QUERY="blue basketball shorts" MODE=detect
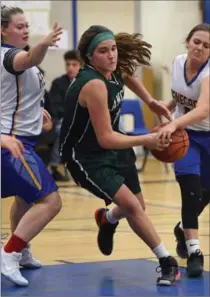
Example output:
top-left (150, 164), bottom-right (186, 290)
top-left (1, 135), bottom-right (58, 204)
top-left (174, 129), bottom-right (210, 190)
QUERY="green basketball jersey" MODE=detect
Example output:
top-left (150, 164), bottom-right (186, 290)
top-left (60, 65), bottom-right (125, 162)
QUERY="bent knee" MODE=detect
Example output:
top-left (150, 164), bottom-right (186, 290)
top-left (42, 191), bottom-right (62, 214)
top-left (124, 199), bottom-right (144, 217)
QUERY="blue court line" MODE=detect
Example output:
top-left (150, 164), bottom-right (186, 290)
top-left (2, 259), bottom-right (210, 296)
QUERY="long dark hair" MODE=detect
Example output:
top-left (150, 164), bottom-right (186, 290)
top-left (78, 25), bottom-right (152, 76)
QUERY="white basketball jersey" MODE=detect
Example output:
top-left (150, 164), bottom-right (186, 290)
top-left (1, 46), bottom-right (45, 136)
top-left (172, 54), bottom-right (210, 131)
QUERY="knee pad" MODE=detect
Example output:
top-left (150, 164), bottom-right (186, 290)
top-left (177, 174), bottom-right (202, 229)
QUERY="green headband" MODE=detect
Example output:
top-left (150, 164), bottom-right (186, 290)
top-left (86, 31), bottom-right (115, 56)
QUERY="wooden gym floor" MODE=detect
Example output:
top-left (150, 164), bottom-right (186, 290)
top-left (1, 159), bottom-right (209, 296)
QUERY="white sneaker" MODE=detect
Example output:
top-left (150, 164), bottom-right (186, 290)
top-left (20, 246), bottom-right (42, 269)
top-left (1, 248), bottom-right (28, 286)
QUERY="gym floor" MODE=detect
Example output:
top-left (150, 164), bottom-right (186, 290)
top-left (2, 160), bottom-right (209, 296)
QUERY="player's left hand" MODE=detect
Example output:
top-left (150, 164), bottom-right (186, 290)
top-left (157, 121), bottom-right (177, 143)
top-left (149, 99), bottom-right (173, 121)
top-left (1, 135), bottom-right (24, 158)
top-left (43, 109), bottom-right (53, 132)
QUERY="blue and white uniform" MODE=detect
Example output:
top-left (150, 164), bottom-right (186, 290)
top-left (1, 44), bottom-right (58, 202)
top-left (171, 54), bottom-right (210, 190)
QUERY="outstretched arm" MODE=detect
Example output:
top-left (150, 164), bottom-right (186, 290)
top-left (5, 23), bottom-right (62, 73)
top-left (124, 75), bottom-right (172, 121)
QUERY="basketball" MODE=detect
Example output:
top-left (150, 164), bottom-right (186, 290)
top-left (151, 124), bottom-right (189, 163)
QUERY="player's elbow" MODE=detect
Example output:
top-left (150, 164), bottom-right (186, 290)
top-left (98, 132), bottom-right (115, 149)
top-left (198, 105), bottom-right (209, 120)
top-left (202, 110), bottom-right (209, 120)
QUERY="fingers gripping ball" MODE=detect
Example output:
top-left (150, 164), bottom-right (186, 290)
top-left (151, 124), bottom-right (189, 163)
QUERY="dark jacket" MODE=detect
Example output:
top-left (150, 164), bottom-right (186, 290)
top-left (49, 74), bottom-right (71, 119)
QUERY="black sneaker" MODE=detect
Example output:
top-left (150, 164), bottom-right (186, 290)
top-left (187, 250), bottom-right (204, 278)
top-left (156, 256), bottom-right (180, 286)
top-left (94, 208), bottom-right (119, 256)
top-left (174, 222), bottom-right (188, 259)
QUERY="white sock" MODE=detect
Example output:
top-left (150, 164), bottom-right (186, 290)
top-left (152, 242), bottom-right (170, 259)
top-left (186, 239), bottom-right (200, 256)
top-left (106, 210), bottom-right (119, 224)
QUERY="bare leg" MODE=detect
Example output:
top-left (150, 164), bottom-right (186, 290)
top-left (14, 192), bottom-right (62, 242)
top-left (111, 191), bottom-right (145, 221)
top-left (10, 196), bottom-right (31, 233)
top-left (113, 185), bottom-right (160, 249)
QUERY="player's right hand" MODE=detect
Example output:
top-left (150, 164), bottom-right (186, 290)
top-left (1, 135), bottom-right (24, 158)
top-left (157, 122), bottom-right (177, 143)
top-left (41, 23), bottom-right (63, 47)
top-left (144, 133), bottom-right (171, 151)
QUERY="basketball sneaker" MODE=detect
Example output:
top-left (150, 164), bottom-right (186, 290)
top-left (20, 244), bottom-right (42, 269)
top-left (187, 250), bottom-right (204, 278)
top-left (174, 221), bottom-right (188, 259)
top-left (95, 208), bottom-right (119, 255)
top-left (1, 248), bottom-right (28, 286)
top-left (156, 256), bottom-right (180, 286)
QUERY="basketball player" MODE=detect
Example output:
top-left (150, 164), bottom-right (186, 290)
top-left (1, 5), bottom-right (63, 286)
top-left (158, 23), bottom-right (210, 277)
top-left (60, 25), bottom-right (180, 286)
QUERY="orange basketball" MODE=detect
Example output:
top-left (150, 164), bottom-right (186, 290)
top-left (151, 124), bottom-right (189, 163)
